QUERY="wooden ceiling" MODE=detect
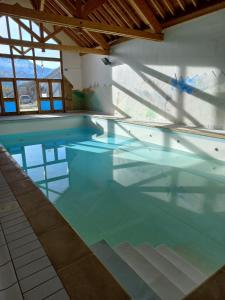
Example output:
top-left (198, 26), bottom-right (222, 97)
top-left (0, 0), bottom-right (225, 54)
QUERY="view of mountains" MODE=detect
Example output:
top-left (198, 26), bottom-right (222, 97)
top-left (0, 57), bottom-right (61, 79)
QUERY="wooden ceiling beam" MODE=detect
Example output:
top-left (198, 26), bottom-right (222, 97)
top-left (75, 0), bottom-right (82, 17)
top-left (0, 3), bottom-right (163, 41)
top-left (176, 0), bottom-right (186, 11)
top-left (40, 0), bottom-right (45, 11)
top-left (109, 0), bottom-right (134, 28)
top-left (0, 37), bottom-right (109, 55)
top-left (163, 0), bottom-right (225, 28)
top-left (82, 0), bottom-right (107, 18)
top-left (51, 0), bottom-right (109, 51)
top-left (13, 18), bottom-right (41, 42)
top-left (118, 0), bottom-right (142, 28)
top-left (52, 0), bottom-right (76, 17)
top-left (29, 0), bottom-right (39, 10)
top-left (162, 0), bottom-right (175, 16)
top-left (84, 30), bottom-right (109, 49)
top-left (43, 26), bottom-right (63, 42)
top-left (127, 0), bottom-right (162, 32)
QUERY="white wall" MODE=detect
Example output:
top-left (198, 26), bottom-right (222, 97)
top-left (82, 54), bottom-right (112, 113)
top-left (81, 9), bottom-right (225, 130)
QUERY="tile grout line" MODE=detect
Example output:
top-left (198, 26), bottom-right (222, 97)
top-left (42, 288), bottom-right (64, 300)
top-left (15, 254), bottom-right (47, 271)
top-left (9, 237), bottom-right (38, 252)
top-left (0, 223), bottom-right (25, 299)
top-left (0, 281), bottom-right (18, 292)
top-left (6, 231), bottom-right (35, 244)
top-left (18, 263), bottom-right (52, 281)
top-left (22, 275), bottom-right (58, 294)
top-left (13, 246), bottom-right (43, 261)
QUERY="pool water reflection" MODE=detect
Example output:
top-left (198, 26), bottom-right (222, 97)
top-left (3, 127), bottom-right (225, 276)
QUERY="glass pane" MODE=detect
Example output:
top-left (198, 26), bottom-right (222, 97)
top-left (45, 148), bottom-right (55, 162)
top-left (41, 100), bottom-right (51, 111)
top-left (27, 166), bottom-right (45, 182)
top-left (12, 46), bottom-right (22, 55)
top-left (31, 21), bottom-right (40, 37)
top-left (0, 45), bottom-right (10, 54)
top-left (36, 60), bottom-right (61, 79)
top-left (4, 101), bottom-right (16, 113)
top-left (48, 38), bottom-right (58, 45)
top-left (0, 17), bottom-right (9, 38)
top-left (24, 144), bottom-right (43, 167)
top-left (14, 58), bottom-right (35, 78)
top-left (2, 81), bottom-right (14, 98)
top-left (12, 46), bottom-right (33, 56)
top-left (20, 19), bottom-right (30, 27)
top-left (0, 58), bottom-right (14, 78)
top-left (52, 82), bottom-right (62, 97)
top-left (17, 80), bottom-right (38, 112)
top-left (21, 28), bottom-right (31, 41)
top-left (57, 147), bottom-right (66, 160)
top-left (34, 48), bottom-right (60, 58)
top-left (53, 100), bottom-right (63, 111)
top-left (39, 82), bottom-right (49, 98)
top-left (8, 17), bottom-right (20, 39)
top-left (23, 47), bottom-right (33, 56)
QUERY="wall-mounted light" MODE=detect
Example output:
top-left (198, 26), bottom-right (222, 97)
top-left (101, 57), bottom-right (112, 66)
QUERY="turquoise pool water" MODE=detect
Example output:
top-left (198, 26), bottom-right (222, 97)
top-left (1, 126), bottom-right (225, 276)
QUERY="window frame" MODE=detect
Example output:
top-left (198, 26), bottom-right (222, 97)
top-left (0, 16), bottom-right (65, 115)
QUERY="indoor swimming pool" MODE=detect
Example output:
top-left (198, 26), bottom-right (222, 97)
top-left (1, 122), bottom-right (225, 278)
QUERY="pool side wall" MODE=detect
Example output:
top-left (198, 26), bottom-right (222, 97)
top-left (87, 116), bottom-right (225, 162)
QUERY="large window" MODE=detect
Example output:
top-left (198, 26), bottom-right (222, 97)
top-left (0, 16), bottom-right (64, 115)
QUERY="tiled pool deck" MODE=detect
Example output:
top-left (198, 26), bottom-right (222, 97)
top-left (0, 147), bottom-right (129, 300)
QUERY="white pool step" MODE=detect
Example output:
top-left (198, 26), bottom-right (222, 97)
top-left (156, 245), bottom-right (207, 285)
top-left (115, 243), bottom-right (184, 300)
top-left (91, 240), bottom-right (160, 300)
top-left (136, 244), bottom-right (198, 295)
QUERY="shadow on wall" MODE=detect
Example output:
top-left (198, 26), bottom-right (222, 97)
top-left (82, 10), bottom-right (225, 130)
top-left (83, 55), bottom-right (225, 129)
top-left (111, 58), bottom-right (224, 129)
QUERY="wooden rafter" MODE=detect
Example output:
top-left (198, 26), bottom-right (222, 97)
top-left (52, 0), bottom-right (76, 17)
top-left (82, 0), bottom-right (108, 18)
top-left (84, 31), bottom-right (109, 50)
top-left (0, 37), bottom-right (109, 55)
top-left (40, 0), bottom-right (45, 11)
top-left (127, 0), bottom-right (162, 32)
top-left (13, 18), bottom-right (41, 42)
top-left (75, 0), bottom-right (82, 18)
top-left (43, 26), bottom-right (63, 42)
top-left (163, 0), bottom-right (225, 28)
top-left (163, 0), bottom-right (175, 16)
top-left (29, 0), bottom-right (39, 10)
top-left (0, 3), bottom-right (163, 41)
top-left (46, 0), bottom-right (109, 50)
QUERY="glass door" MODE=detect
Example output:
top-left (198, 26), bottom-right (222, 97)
top-left (0, 79), bottom-right (18, 115)
top-left (17, 80), bottom-right (39, 113)
top-left (38, 80), bottom-right (64, 113)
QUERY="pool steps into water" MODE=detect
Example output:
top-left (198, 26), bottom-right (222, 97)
top-left (91, 240), bottom-right (207, 300)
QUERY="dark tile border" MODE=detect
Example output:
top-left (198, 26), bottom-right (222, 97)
top-left (184, 267), bottom-right (225, 300)
top-left (0, 147), bottom-right (130, 300)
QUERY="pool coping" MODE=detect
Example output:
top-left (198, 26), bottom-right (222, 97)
top-left (0, 146), bottom-right (130, 300)
top-left (1, 111), bottom-right (225, 140)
